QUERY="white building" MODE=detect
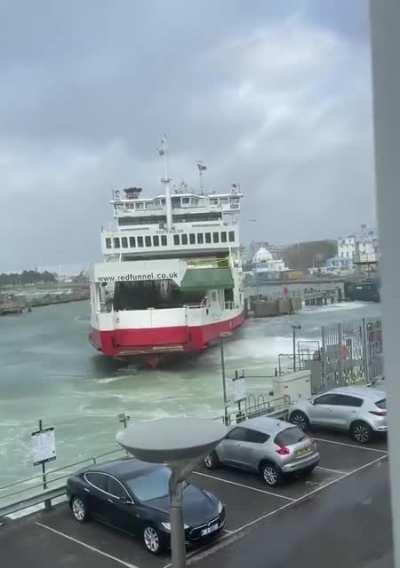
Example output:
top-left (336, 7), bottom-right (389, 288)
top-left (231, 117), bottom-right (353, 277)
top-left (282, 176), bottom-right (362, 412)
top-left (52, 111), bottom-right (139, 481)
top-left (338, 226), bottom-right (379, 265)
top-left (253, 247), bottom-right (288, 272)
top-left (326, 226), bottom-right (379, 273)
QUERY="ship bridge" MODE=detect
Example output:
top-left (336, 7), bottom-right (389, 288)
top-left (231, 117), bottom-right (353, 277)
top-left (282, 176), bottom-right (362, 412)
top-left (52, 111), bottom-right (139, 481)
top-left (101, 187), bottom-right (242, 260)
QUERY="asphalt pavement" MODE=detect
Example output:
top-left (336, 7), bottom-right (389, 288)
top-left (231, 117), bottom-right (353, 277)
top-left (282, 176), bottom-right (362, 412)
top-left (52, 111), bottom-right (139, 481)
top-left (0, 430), bottom-right (392, 568)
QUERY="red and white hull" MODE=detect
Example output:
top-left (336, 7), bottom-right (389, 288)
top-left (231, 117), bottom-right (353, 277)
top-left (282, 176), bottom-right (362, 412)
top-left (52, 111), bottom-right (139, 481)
top-left (90, 309), bottom-right (245, 358)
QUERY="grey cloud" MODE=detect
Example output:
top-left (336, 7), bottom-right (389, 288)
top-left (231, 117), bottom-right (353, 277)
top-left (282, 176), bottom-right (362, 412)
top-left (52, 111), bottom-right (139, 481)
top-left (0, 1), bottom-right (374, 270)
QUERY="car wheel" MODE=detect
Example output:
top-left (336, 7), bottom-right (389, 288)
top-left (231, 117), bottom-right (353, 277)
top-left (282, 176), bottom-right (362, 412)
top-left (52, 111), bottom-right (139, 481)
top-left (350, 421), bottom-right (373, 444)
top-left (260, 462), bottom-right (282, 487)
top-left (204, 451), bottom-right (219, 470)
top-left (143, 525), bottom-right (163, 555)
top-left (71, 496), bottom-right (89, 523)
top-left (290, 411), bottom-right (309, 431)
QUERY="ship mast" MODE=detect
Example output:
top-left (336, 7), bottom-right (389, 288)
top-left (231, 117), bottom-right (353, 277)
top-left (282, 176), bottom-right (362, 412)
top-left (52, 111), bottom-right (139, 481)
top-left (159, 135), bottom-right (172, 231)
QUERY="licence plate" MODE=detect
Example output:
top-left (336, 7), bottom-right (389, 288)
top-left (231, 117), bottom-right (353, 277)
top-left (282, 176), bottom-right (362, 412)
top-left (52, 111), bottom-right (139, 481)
top-left (201, 523), bottom-right (219, 536)
top-left (296, 447), bottom-right (312, 457)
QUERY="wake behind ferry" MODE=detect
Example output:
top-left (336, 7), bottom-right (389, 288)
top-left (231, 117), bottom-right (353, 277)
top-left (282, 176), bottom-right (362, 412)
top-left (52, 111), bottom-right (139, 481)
top-left (89, 143), bottom-right (245, 365)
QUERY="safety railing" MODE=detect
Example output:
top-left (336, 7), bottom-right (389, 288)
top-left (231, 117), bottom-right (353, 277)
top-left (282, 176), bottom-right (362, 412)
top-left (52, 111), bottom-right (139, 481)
top-left (0, 448), bottom-right (125, 519)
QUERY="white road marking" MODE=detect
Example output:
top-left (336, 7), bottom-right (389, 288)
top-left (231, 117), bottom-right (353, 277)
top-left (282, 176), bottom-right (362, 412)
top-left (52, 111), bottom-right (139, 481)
top-left (315, 465), bottom-right (347, 475)
top-left (191, 471), bottom-right (295, 502)
top-left (312, 436), bottom-right (388, 453)
top-left (186, 454), bottom-right (387, 564)
top-left (35, 521), bottom-right (140, 568)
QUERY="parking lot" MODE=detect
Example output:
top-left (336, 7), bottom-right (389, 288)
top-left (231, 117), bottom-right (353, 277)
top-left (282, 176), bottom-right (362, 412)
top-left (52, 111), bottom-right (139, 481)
top-left (1, 430), bottom-right (391, 568)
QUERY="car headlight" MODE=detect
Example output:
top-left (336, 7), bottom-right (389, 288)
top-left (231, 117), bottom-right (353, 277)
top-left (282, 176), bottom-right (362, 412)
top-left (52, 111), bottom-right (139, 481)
top-left (161, 522), bottom-right (189, 531)
top-left (217, 501), bottom-right (224, 514)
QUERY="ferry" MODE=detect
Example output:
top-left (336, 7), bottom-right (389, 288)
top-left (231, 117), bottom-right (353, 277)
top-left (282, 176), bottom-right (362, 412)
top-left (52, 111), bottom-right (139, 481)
top-left (89, 141), bottom-right (245, 365)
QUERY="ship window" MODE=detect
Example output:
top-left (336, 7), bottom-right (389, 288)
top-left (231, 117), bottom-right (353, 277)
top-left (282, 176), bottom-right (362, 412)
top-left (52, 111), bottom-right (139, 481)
top-left (181, 234), bottom-right (188, 245)
top-left (145, 236), bottom-right (152, 247)
top-left (210, 198), bottom-right (218, 205)
top-left (161, 235), bottom-right (167, 246)
top-left (205, 233), bottom-right (211, 244)
top-left (182, 197), bottom-right (190, 205)
top-left (137, 236), bottom-right (144, 247)
top-left (189, 234), bottom-right (196, 244)
top-left (197, 233), bottom-right (204, 244)
top-left (153, 235), bottom-right (160, 247)
top-left (113, 237), bottom-right (120, 248)
top-left (229, 231), bottom-right (235, 242)
top-left (135, 202), bottom-right (144, 209)
top-left (173, 234), bottom-right (180, 245)
top-left (121, 237), bottom-right (128, 248)
top-left (129, 237), bottom-right (136, 248)
top-left (213, 232), bottom-right (219, 243)
top-left (105, 238), bottom-right (112, 249)
top-left (221, 232), bottom-right (227, 243)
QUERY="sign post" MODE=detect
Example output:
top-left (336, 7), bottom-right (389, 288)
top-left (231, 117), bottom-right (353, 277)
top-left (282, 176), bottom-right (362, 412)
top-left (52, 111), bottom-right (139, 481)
top-left (232, 370), bottom-right (247, 420)
top-left (31, 420), bottom-right (56, 503)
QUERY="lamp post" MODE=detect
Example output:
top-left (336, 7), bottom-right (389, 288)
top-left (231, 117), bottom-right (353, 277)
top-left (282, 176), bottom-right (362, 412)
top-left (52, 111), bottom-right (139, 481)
top-left (117, 418), bottom-right (227, 568)
top-left (291, 324), bottom-right (301, 372)
top-left (220, 331), bottom-right (232, 425)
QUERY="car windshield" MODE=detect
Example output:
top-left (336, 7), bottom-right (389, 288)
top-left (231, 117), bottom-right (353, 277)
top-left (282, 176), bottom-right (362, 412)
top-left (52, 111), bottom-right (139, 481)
top-left (274, 427), bottom-right (305, 446)
top-left (125, 466), bottom-right (171, 502)
top-left (375, 399), bottom-right (386, 409)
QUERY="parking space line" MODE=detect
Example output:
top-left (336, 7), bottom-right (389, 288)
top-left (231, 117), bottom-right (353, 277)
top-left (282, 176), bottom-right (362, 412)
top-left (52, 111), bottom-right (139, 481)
top-left (316, 465), bottom-right (347, 475)
top-left (36, 521), bottom-right (140, 568)
top-left (231, 454), bottom-right (387, 534)
top-left (191, 471), bottom-right (295, 502)
top-left (312, 436), bottom-right (388, 453)
top-left (185, 454), bottom-right (387, 565)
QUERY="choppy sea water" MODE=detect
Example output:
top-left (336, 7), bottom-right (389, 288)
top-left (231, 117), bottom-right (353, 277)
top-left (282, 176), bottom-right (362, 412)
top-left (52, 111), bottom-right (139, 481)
top-left (0, 300), bottom-right (381, 484)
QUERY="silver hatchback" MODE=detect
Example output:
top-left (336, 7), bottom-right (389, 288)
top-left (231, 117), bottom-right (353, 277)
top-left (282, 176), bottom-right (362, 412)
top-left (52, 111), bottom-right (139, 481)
top-left (203, 416), bottom-right (320, 487)
top-left (289, 385), bottom-right (387, 443)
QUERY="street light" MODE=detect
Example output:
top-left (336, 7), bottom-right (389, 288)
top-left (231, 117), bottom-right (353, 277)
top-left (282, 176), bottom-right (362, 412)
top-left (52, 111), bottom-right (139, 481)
top-left (220, 331), bottom-right (232, 425)
top-left (291, 324), bottom-right (301, 372)
top-left (117, 418), bottom-right (227, 568)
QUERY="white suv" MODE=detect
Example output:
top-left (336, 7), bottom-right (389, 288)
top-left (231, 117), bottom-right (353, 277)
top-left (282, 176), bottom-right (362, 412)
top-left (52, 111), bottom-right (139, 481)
top-left (289, 386), bottom-right (387, 443)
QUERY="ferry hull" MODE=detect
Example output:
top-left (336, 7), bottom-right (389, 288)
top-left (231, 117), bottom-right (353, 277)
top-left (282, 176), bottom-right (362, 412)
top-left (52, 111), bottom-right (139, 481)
top-left (89, 311), bottom-right (245, 358)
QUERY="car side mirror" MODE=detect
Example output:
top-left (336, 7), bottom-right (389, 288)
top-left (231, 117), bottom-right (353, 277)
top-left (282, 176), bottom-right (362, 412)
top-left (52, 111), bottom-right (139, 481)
top-left (311, 399), bottom-right (316, 405)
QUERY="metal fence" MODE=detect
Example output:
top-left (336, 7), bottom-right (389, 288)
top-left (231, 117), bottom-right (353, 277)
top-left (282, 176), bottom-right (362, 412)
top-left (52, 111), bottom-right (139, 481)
top-left (276, 317), bottom-right (383, 393)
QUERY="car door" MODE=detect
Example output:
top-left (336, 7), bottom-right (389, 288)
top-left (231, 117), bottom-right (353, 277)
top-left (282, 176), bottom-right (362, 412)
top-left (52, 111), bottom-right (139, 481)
top-left (217, 427), bottom-right (250, 467)
top-left (325, 394), bottom-right (363, 429)
top-left (233, 428), bottom-right (270, 471)
top-left (308, 393), bottom-right (341, 427)
top-left (83, 472), bottom-right (113, 520)
top-left (105, 477), bottom-right (140, 535)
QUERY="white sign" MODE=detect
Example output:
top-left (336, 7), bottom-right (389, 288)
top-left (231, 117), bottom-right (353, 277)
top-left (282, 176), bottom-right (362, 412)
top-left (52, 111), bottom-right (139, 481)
top-left (32, 428), bottom-right (56, 465)
top-left (232, 377), bottom-right (247, 403)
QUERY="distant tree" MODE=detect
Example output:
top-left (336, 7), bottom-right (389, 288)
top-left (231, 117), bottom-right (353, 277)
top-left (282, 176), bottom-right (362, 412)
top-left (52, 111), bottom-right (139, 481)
top-left (0, 270), bottom-right (57, 286)
top-left (281, 240), bottom-right (337, 271)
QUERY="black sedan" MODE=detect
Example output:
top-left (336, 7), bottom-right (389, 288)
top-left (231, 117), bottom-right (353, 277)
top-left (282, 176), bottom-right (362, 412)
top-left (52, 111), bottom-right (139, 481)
top-left (66, 458), bottom-right (225, 554)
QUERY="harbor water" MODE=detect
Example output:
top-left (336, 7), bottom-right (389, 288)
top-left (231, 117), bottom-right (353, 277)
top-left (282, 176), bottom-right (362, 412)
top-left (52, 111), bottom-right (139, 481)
top-left (0, 300), bottom-right (381, 485)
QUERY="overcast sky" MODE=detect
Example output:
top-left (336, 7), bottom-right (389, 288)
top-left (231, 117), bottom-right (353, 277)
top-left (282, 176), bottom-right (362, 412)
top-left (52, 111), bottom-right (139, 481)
top-left (0, 0), bottom-right (374, 271)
